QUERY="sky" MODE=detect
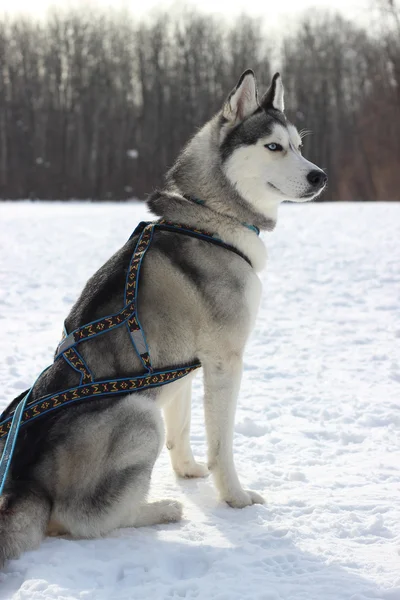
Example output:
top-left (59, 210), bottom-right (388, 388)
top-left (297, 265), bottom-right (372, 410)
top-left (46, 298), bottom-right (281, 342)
top-left (0, 0), bottom-right (371, 28)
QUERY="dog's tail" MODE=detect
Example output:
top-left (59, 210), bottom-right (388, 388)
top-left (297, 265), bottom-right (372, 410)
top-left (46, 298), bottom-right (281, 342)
top-left (0, 483), bottom-right (51, 567)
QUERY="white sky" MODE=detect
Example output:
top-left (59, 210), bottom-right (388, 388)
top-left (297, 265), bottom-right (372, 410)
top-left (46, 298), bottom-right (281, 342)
top-left (0, 0), bottom-right (371, 28)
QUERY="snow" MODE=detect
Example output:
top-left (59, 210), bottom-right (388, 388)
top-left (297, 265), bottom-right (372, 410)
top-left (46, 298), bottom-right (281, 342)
top-left (0, 201), bottom-right (399, 600)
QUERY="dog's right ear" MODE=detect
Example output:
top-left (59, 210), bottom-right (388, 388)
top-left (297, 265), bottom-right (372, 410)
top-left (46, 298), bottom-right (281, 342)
top-left (222, 69), bottom-right (258, 124)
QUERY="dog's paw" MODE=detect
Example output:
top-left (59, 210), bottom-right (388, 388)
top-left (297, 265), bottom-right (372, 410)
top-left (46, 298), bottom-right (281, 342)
top-left (223, 489), bottom-right (265, 509)
top-left (174, 460), bottom-right (209, 479)
top-left (246, 490), bottom-right (265, 505)
top-left (158, 500), bottom-right (183, 523)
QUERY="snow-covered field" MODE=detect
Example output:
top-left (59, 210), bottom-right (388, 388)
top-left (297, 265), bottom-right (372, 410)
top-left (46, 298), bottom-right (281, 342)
top-left (0, 202), bottom-right (399, 600)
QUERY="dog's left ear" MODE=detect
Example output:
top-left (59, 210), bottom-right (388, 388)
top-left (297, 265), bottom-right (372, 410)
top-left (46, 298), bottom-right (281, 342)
top-left (261, 73), bottom-right (285, 112)
top-left (222, 69), bottom-right (259, 123)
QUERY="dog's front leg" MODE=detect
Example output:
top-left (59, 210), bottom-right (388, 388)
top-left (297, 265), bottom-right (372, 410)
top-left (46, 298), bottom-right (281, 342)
top-left (163, 377), bottom-right (209, 478)
top-left (203, 355), bottom-right (264, 508)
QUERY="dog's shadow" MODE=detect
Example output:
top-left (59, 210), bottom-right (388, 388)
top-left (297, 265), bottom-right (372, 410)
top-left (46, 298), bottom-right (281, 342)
top-left (0, 479), bottom-right (396, 600)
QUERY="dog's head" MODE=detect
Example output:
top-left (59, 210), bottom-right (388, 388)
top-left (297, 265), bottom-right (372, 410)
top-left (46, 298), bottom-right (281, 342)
top-left (219, 70), bottom-right (327, 222)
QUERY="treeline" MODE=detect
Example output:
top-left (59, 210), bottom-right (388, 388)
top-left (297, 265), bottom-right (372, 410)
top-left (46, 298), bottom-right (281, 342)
top-left (0, 5), bottom-right (399, 201)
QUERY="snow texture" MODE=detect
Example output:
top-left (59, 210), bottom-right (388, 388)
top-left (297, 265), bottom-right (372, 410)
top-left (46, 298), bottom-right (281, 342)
top-left (0, 201), bottom-right (399, 600)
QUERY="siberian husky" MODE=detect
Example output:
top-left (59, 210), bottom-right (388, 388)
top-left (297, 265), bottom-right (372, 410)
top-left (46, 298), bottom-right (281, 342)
top-left (0, 70), bottom-right (326, 566)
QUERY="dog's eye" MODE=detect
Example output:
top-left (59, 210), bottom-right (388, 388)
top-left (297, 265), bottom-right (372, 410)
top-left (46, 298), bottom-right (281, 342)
top-left (265, 143), bottom-right (283, 152)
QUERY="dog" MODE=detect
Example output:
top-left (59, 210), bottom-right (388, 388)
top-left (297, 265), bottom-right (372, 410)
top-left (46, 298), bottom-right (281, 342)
top-left (0, 70), bottom-right (326, 566)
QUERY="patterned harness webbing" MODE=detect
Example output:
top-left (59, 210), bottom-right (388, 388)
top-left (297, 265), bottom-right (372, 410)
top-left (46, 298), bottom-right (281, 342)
top-left (0, 220), bottom-right (251, 440)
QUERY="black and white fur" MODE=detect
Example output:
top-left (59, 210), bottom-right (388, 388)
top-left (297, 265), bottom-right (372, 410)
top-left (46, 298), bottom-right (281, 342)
top-left (0, 70), bottom-right (326, 566)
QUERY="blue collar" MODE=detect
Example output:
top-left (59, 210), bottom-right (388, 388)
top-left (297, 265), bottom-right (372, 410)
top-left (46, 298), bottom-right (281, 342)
top-left (183, 194), bottom-right (260, 236)
top-left (242, 222), bottom-right (260, 235)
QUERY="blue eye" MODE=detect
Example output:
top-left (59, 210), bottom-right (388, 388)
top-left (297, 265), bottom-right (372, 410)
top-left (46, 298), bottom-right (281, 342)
top-left (265, 143), bottom-right (283, 151)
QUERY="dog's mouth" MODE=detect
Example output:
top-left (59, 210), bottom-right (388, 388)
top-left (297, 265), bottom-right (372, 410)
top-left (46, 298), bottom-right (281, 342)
top-left (301, 190), bottom-right (317, 199)
top-left (301, 183), bottom-right (327, 200)
top-left (268, 182), bottom-right (326, 201)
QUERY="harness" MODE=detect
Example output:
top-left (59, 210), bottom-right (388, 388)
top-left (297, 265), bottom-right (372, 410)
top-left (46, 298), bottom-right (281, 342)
top-left (0, 219), bottom-right (253, 494)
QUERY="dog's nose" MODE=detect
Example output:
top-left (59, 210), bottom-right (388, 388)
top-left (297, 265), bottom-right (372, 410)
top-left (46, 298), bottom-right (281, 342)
top-left (307, 170), bottom-right (327, 188)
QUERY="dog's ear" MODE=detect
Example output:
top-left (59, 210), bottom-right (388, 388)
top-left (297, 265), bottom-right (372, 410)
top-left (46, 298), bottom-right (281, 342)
top-left (222, 69), bottom-right (259, 123)
top-left (261, 73), bottom-right (284, 112)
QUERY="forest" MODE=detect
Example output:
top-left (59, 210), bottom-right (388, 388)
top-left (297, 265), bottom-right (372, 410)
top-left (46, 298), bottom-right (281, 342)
top-left (0, 2), bottom-right (399, 201)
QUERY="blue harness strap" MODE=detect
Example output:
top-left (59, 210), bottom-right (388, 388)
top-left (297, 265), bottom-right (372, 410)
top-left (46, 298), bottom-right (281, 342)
top-left (0, 365), bottom-right (200, 440)
top-left (124, 223), bottom-right (155, 372)
top-left (0, 220), bottom-right (253, 493)
top-left (63, 348), bottom-right (93, 384)
top-left (0, 366), bottom-right (51, 495)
